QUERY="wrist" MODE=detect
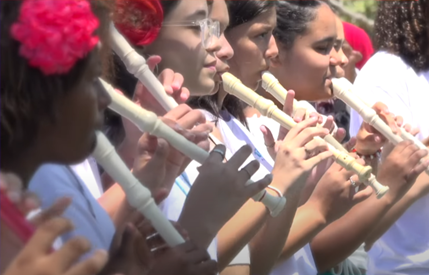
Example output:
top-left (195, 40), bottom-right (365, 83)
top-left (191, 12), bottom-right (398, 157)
top-left (379, 190), bottom-right (400, 207)
top-left (268, 176), bottom-right (290, 196)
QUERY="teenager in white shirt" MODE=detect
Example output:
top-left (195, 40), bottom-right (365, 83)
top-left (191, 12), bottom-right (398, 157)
top-left (349, 1), bottom-right (429, 274)
top-left (108, 1), bottom-right (276, 273)
top-left (236, 1), bottom-right (429, 275)
top-left (189, 2), bottom-right (363, 275)
top-left (119, 2), bottom-right (337, 275)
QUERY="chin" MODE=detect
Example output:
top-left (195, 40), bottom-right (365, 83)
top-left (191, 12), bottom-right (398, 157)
top-left (200, 79), bottom-right (216, 96)
top-left (210, 81), bottom-right (221, 95)
top-left (69, 134), bottom-right (98, 165)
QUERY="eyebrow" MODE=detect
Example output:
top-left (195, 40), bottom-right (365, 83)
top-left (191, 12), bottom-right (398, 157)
top-left (185, 9), bottom-right (207, 21)
top-left (251, 23), bottom-right (275, 33)
top-left (314, 36), bottom-right (336, 44)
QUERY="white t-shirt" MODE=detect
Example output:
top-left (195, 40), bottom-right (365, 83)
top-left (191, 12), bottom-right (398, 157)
top-left (70, 157), bottom-right (103, 199)
top-left (203, 110), bottom-right (274, 181)
top-left (247, 115), bottom-right (318, 275)
top-left (350, 51), bottom-right (429, 275)
top-left (204, 110), bottom-right (319, 274)
top-left (248, 114), bottom-right (368, 275)
top-left (195, 109), bottom-right (277, 266)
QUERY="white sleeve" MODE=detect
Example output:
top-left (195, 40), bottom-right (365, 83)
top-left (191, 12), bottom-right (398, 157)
top-left (228, 245), bottom-right (251, 266)
top-left (349, 53), bottom-right (411, 137)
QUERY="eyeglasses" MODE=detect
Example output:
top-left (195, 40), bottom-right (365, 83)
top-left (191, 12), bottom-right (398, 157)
top-left (163, 18), bottom-right (220, 49)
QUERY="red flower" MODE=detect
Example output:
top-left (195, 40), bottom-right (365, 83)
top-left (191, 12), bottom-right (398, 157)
top-left (114, 0), bottom-right (164, 46)
top-left (10, 0), bottom-right (100, 75)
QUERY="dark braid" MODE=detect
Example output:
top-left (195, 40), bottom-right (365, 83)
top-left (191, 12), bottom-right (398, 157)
top-left (374, 0), bottom-right (429, 72)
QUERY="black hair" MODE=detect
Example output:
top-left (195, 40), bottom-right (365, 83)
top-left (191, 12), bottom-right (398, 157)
top-left (227, 0), bottom-right (277, 29)
top-left (374, 0), bottom-right (429, 72)
top-left (188, 0), bottom-right (277, 127)
top-left (274, 0), bottom-right (323, 50)
top-left (0, 0), bottom-right (104, 161)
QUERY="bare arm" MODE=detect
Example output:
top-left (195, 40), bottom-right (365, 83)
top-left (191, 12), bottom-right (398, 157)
top-left (311, 140), bottom-right (429, 271)
top-left (221, 265), bottom-right (250, 275)
top-left (364, 192), bottom-right (417, 250)
top-left (248, 192), bottom-right (301, 275)
top-left (216, 201), bottom-right (269, 270)
top-left (98, 183), bottom-right (133, 228)
top-left (278, 202), bottom-right (327, 262)
top-left (311, 194), bottom-right (393, 272)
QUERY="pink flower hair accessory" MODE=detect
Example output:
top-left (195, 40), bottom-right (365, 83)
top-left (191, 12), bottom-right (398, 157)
top-left (10, 0), bottom-right (100, 75)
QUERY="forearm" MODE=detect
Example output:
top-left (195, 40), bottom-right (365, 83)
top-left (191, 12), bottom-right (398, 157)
top-left (101, 141), bottom-right (135, 191)
top-left (217, 177), bottom-right (299, 270)
top-left (310, 194), bottom-right (394, 272)
top-left (249, 194), bottom-right (300, 275)
top-left (278, 201), bottom-right (327, 262)
top-left (98, 183), bottom-right (134, 228)
top-left (365, 192), bottom-right (417, 250)
top-left (221, 265), bottom-right (250, 275)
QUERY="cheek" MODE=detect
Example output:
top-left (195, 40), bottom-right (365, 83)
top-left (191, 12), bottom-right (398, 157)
top-left (66, 91), bottom-right (98, 136)
top-left (298, 51), bottom-right (330, 77)
top-left (308, 59), bottom-right (330, 81)
top-left (229, 45), bottom-right (260, 79)
top-left (150, 32), bottom-right (206, 72)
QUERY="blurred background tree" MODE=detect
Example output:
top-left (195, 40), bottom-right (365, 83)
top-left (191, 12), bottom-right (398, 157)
top-left (327, 0), bottom-right (377, 38)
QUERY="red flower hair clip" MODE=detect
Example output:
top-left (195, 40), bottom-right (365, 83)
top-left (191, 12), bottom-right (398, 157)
top-left (114, 0), bottom-right (164, 46)
top-left (10, 0), bottom-right (100, 75)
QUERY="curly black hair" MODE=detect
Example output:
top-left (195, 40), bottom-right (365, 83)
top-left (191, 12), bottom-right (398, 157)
top-left (374, 0), bottom-right (429, 72)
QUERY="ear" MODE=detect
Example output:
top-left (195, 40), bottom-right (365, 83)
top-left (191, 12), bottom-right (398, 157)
top-left (269, 54), bottom-right (282, 68)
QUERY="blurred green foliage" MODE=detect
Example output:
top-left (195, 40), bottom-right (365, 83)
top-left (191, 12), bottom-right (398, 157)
top-left (343, 0), bottom-right (378, 20)
top-left (338, 0), bottom-right (378, 37)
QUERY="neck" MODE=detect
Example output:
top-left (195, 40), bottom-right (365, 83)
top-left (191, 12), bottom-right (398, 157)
top-left (217, 86), bottom-right (228, 109)
top-left (1, 149), bottom-right (44, 188)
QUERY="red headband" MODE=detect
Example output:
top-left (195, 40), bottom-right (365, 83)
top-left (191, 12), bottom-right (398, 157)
top-left (114, 0), bottom-right (164, 46)
top-left (342, 21), bottom-right (374, 70)
top-left (11, 0), bottom-right (100, 75)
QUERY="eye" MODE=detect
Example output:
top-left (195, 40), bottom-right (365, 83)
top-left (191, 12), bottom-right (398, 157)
top-left (315, 43), bottom-right (333, 55)
top-left (256, 29), bottom-right (273, 40)
top-left (258, 32), bottom-right (269, 39)
top-left (333, 40), bottom-right (344, 52)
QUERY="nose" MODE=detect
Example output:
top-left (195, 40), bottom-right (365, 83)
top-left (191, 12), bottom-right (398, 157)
top-left (338, 48), bottom-right (349, 68)
top-left (264, 35), bottom-right (279, 60)
top-left (206, 35), bottom-right (222, 53)
top-left (216, 34), bottom-right (234, 61)
top-left (329, 46), bottom-right (342, 67)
